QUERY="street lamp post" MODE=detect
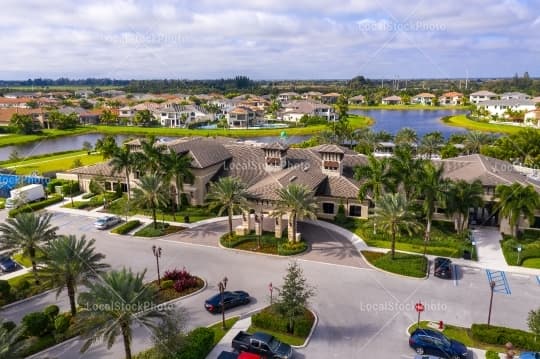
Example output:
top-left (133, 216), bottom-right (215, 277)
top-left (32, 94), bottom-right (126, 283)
top-left (152, 245), bottom-right (162, 287)
top-left (269, 282), bottom-right (273, 305)
top-left (487, 281), bottom-right (496, 327)
top-left (218, 277), bottom-right (228, 329)
top-left (517, 245), bottom-right (522, 265)
top-left (471, 240), bottom-right (476, 259)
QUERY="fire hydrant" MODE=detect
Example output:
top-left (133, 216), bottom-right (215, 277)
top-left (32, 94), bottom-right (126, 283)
top-left (438, 320), bottom-right (444, 330)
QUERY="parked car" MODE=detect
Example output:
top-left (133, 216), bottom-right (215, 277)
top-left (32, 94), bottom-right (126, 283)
top-left (94, 216), bottom-right (121, 230)
top-left (232, 331), bottom-right (293, 359)
top-left (204, 290), bottom-right (250, 313)
top-left (433, 257), bottom-right (453, 279)
top-left (217, 351), bottom-right (262, 359)
top-left (520, 352), bottom-right (540, 359)
top-left (0, 256), bottom-right (18, 272)
top-left (409, 328), bottom-right (468, 359)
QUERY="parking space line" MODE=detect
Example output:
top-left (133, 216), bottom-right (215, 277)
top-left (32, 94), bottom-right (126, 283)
top-left (453, 264), bottom-right (458, 286)
top-left (537, 276), bottom-right (540, 285)
top-left (486, 269), bottom-right (511, 295)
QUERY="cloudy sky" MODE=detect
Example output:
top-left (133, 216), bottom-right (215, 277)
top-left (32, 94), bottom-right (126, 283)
top-left (1, 0), bottom-right (539, 80)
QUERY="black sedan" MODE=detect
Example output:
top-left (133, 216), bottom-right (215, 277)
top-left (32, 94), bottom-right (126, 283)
top-left (0, 256), bottom-right (18, 273)
top-left (434, 257), bottom-right (453, 279)
top-left (204, 291), bottom-right (250, 313)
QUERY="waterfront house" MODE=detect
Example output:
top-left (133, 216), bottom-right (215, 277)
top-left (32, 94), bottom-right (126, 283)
top-left (479, 99), bottom-right (536, 118)
top-left (524, 109), bottom-right (540, 127)
top-left (301, 91), bottom-right (323, 100)
top-left (280, 100), bottom-right (337, 123)
top-left (278, 92), bottom-right (300, 103)
top-left (381, 95), bottom-right (402, 105)
top-left (500, 92), bottom-right (531, 100)
top-left (348, 95), bottom-right (366, 105)
top-left (439, 92), bottom-right (463, 106)
top-left (320, 92), bottom-right (341, 104)
top-left (469, 90), bottom-right (498, 104)
top-left (411, 93), bottom-right (436, 105)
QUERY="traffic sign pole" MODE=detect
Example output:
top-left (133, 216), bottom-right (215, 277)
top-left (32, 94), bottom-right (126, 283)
top-left (415, 302), bottom-right (425, 328)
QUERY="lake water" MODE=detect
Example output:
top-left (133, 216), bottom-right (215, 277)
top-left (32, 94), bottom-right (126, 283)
top-left (350, 109), bottom-right (467, 137)
top-left (0, 109), bottom-right (467, 160)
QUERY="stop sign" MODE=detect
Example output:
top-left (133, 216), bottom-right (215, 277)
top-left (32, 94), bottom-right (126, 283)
top-left (415, 303), bottom-right (425, 312)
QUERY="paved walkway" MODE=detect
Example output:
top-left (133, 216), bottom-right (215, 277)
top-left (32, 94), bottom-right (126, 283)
top-left (470, 226), bottom-right (509, 271)
top-left (205, 317), bottom-right (252, 359)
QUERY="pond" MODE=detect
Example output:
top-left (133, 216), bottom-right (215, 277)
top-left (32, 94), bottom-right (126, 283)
top-left (350, 109), bottom-right (468, 138)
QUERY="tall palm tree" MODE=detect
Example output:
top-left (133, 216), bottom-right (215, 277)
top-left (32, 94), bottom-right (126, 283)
top-left (395, 127), bottom-right (418, 146)
top-left (446, 180), bottom-right (484, 234)
top-left (417, 162), bottom-right (448, 241)
top-left (77, 268), bottom-right (168, 359)
top-left (273, 184), bottom-right (318, 243)
top-left (94, 135), bottom-right (118, 160)
top-left (419, 132), bottom-right (444, 159)
top-left (464, 131), bottom-right (492, 154)
top-left (495, 183), bottom-right (540, 237)
top-left (132, 173), bottom-right (168, 228)
top-left (390, 146), bottom-right (425, 200)
top-left (40, 235), bottom-right (110, 316)
top-left (0, 212), bottom-right (58, 284)
top-left (160, 150), bottom-right (194, 211)
top-left (206, 177), bottom-right (249, 237)
top-left (354, 154), bottom-right (395, 201)
top-left (0, 320), bottom-right (26, 359)
top-left (110, 145), bottom-right (135, 200)
top-left (134, 136), bottom-right (162, 173)
top-left (354, 129), bottom-right (379, 154)
top-left (374, 193), bottom-right (421, 259)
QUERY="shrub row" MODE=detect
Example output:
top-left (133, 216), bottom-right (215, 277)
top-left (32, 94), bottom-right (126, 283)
top-left (252, 305), bottom-right (313, 338)
top-left (8, 195), bottom-right (64, 217)
top-left (277, 241), bottom-right (308, 256)
top-left (112, 220), bottom-right (141, 234)
top-left (177, 327), bottom-right (214, 359)
top-left (163, 268), bottom-right (200, 293)
top-left (81, 192), bottom-right (97, 199)
top-left (471, 324), bottom-right (540, 351)
top-left (220, 234), bottom-right (253, 248)
top-left (501, 237), bottom-right (540, 265)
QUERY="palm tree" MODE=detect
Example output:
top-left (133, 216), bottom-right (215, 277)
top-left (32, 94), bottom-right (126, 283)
top-left (390, 146), bottom-right (425, 200)
top-left (464, 131), bottom-right (492, 154)
top-left (354, 155), bottom-right (395, 201)
top-left (134, 136), bottom-right (162, 173)
top-left (0, 212), bottom-right (58, 284)
top-left (40, 235), bottom-right (110, 316)
top-left (417, 162), bottom-right (448, 241)
top-left (132, 173), bottom-right (168, 228)
top-left (354, 129), bottom-right (379, 154)
top-left (395, 127), bottom-right (418, 146)
top-left (160, 150), bottom-right (194, 211)
top-left (273, 184), bottom-right (318, 243)
top-left (495, 183), bottom-right (540, 237)
top-left (419, 132), bottom-right (444, 159)
top-left (110, 145), bottom-right (135, 200)
top-left (206, 177), bottom-right (249, 237)
top-left (77, 268), bottom-right (168, 359)
top-left (446, 180), bottom-right (484, 234)
top-left (94, 135), bottom-right (118, 160)
top-left (374, 193), bottom-right (421, 259)
top-left (0, 320), bottom-right (26, 359)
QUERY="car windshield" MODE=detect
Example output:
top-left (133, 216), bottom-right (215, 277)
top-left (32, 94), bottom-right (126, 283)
top-left (96, 218), bottom-right (107, 223)
top-left (268, 337), bottom-right (280, 351)
top-left (440, 336), bottom-right (451, 347)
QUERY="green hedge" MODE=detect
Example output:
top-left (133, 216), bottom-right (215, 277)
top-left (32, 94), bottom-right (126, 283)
top-left (252, 304), bottom-right (314, 338)
top-left (277, 241), bottom-right (308, 256)
top-left (9, 195), bottom-right (64, 217)
top-left (177, 327), bottom-right (214, 359)
top-left (501, 236), bottom-right (540, 266)
top-left (485, 350), bottom-right (500, 359)
top-left (111, 220), bottom-right (141, 235)
top-left (471, 324), bottom-right (540, 351)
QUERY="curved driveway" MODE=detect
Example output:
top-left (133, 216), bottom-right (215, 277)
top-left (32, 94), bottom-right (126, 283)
top-left (1, 211), bottom-right (539, 358)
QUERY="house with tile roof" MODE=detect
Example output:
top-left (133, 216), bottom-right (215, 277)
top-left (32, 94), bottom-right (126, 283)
top-left (478, 99), bottom-right (536, 118)
top-left (280, 100), bottom-right (337, 122)
top-left (381, 95), bottom-right (402, 105)
top-left (469, 90), bottom-right (498, 104)
top-left (348, 95), bottom-right (366, 105)
top-left (411, 93), bottom-right (436, 105)
top-left (439, 92), bottom-right (463, 106)
top-left (320, 92), bottom-right (341, 104)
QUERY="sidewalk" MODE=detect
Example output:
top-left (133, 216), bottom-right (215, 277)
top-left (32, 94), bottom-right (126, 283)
top-left (470, 226), bottom-right (509, 271)
top-left (205, 317), bottom-right (252, 359)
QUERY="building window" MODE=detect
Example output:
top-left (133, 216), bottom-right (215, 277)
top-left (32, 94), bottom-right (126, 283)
top-left (349, 205), bottom-right (362, 217)
top-left (322, 202), bottom-right (335, 214)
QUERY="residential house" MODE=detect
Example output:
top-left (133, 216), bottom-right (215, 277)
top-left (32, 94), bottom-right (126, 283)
top-left (479, 99), bottom-right (536, 118)
top-left (58, 106), bottom-right (101, 125)
top-left (0, 97), bottom-right (32, 109)
top-left (439, 92), bottom-right (463, 106)
top-left (348, 95), bottom-right (366, 105)
top-left (3, 92), bottom-right (40, 99)
top-left (301, 91), bottom-right (323, 101)
top-left (411, 93), bottom-right (436, 105)
top-left (381, 95), bottom-right (402, 105)
top-left (209, 98), bottom-right (238, 115)
top-left (0, 108), bottom-right (48, 127)
top-left (75, 90), bottom-right (95, 99)
top-left (280, 100), bottom-right (337, 123)
top-left (227, 106), bottom-right (264, 128)
top-left (278, 92), bottom-right (300, 103)
top-left (118, 102), bottom-right (161, 125)
top-left (533, 96), bottom-right (540, 105)
top-left (500, 92), bottom-right (531, 100)
top-left (320, 92), bottom-right (340, 104)
top-left (154, 103), bottom-right (212, 128)
top-left (469, 90), bottom-right (498, 104)
top-left (99, 90), bottom-right (126, 97)
top-left (524, 110), bottom-right (540, 127)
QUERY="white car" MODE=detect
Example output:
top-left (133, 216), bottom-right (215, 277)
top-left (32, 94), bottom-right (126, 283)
top-left (94, 216), bottom-right (121, 230)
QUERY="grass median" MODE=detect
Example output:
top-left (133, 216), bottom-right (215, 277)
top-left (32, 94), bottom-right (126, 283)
top-left (362, 251), bottom-right (428, 278)
top-left (442, 114), bottom-right (526, 134)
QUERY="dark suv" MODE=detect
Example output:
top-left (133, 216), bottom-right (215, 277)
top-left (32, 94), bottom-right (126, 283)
top-left (409, 328), bottom-right (468, 358)
top-left (433, 257), bottom-right (453, 279)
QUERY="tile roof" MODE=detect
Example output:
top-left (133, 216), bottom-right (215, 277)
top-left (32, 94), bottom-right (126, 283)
top-left (68, 160), bottom-right (122, 178)
top-left (166, 138), bottom-right (232, 168)
top-left (312, 144), bottom-right (346, 154)
top-left (470, 90), bottom-right (498, 96)
top-left (440, 92), bottom-right (463, 97)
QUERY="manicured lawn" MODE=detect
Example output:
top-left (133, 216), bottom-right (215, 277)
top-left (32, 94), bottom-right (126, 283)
top-left (3, 272), bottom-right (55, 306)
top-left (442, 114), bottom-right (526, 134)
top-left (342, 218), bottom-right (474, 259)
top-left (5, 151), bottom-right (104, 175)
top-left (350, 104), bottom-right (468, 111)
top-left (362, 251), bottom-right (428, 278)
top-left (248, 325), bottom-right (306, 346)
top-left (134, 222), bottom-right (185, 237)
top-left (221, 232), bottom-right (308, 256)
top-left (209, 316), bottom-right (240, 345)
top-left (500, 233), bottom-right (540, 268)
top-left (111, 220), bottom-right (142, 234)
top-left (409, 321), bottom-right (506, 353)
top-left (0, 127), bottom-right (92, 148)
top-left (12, 249), bottom-right (46, 268)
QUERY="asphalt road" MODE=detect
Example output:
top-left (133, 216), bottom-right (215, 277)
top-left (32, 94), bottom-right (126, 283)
top-left (1, 210), bottom-right (539, 359)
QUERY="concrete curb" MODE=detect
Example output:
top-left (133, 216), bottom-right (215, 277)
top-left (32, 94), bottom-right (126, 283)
top-left (292, 308), bottom-right (318, 349)
top-left (26, 334), bottom-right (81, 359)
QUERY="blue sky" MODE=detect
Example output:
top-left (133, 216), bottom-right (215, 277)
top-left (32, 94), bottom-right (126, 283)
top-left (1, 0), bottom-right (539, 80)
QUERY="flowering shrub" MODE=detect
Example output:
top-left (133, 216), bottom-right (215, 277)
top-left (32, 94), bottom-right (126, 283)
top-left (163, 267), bottom-right (199, 293)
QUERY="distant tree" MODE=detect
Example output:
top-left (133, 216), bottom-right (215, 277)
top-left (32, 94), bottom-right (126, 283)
top-left (82, 141), bottom-right (93, 153)
top-left (394, 127), bottom-right (418, 146)
top-left (79, 99), bottom-right (93, 110)
top-left (132, 110), bottom-right (156, 127)
top-left (440, 143), bottom-right (460, 159)
top-left (99, 109), bottom-right (119, 125)
top-left (9, 114), bottom-right (36, 134)
top-left (335, 95), bottom-right (349, 120)
top-left (527, 308), bottom-right (540, 342)
top-left (94, 135), bottom-right (118, 159)
top-left (8, 150), bottom-right (21, 162)
top-left (278, 261), bottom-right (315, 334)
top-left (71, 158), bottom-right (83, 169)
